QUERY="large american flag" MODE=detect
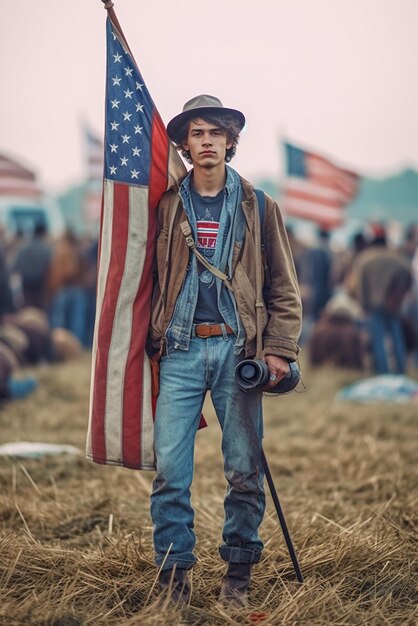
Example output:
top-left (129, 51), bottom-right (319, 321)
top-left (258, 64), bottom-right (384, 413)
top-left (86, 9), bottom-right (185, 470)
top-left (281, 142), bottom-right (359, 230)
top-left (0, 153), bottom-right (43, 200)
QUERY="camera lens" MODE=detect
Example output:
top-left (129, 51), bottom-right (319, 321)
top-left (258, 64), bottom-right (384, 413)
top-left (235, 359), bottom-right (270, 392)
top-left (240, 362), bottom-right (259, 382)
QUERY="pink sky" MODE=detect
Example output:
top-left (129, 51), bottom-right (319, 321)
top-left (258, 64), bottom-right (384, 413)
top-left (1, 0), bottom-right (417, 192)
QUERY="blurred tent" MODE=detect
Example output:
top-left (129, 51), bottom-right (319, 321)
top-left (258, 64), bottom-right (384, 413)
top-left (0, 153), bottom-right (64, 236)
top-left (56, 125), bottom-right (103, 238)
top-left (57, 182), bottom-right (89, 237)
top-left (83, 124), bottom-right (103, 229)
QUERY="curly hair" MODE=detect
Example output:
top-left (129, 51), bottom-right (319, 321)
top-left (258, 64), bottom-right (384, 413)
top-left (174, 113), bottom-right (242, 164)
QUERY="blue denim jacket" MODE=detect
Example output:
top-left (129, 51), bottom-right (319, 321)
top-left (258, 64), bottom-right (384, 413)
top-left (165, 166), bottom-right (246, 354)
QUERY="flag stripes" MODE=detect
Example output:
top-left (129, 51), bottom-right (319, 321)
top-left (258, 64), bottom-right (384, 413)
top-left (281, 142), bottom-right (359, 229)
top-left (0, 154), bottom-right (42, 199)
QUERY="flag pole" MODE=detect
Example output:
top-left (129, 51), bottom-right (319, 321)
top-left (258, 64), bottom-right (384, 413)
top-left (100, 0), bottom-right (132, 54)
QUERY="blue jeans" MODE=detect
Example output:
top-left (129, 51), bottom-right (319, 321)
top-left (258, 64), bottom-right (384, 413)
top-left (50, 287), bottom-right (88, 346)
top-left (368, 309), bottom-right (407, 374)
top-left (150, 329), bottom-right (265, 571)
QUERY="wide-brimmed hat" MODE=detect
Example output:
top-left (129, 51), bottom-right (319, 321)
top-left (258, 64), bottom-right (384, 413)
top-left (167, 94), bottom-right (245, 144)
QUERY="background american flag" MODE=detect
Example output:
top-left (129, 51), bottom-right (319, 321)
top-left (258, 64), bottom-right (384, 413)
top-left (0, 153), bottom-right (42, 201)
top-left (281, 142), bottom-right (360, 230)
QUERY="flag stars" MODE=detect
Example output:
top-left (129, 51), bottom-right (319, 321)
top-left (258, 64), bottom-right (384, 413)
top-left (132, 147), bottom-right (141, 157)
top-left (124, 67), bottom-right (133, 77)
top-left (111, 32), bottom-right (117, 41)
top-left (109, 165), bottom-right (117, 175)
top-left (110, 122), bottom-right (119, 131)
top-left (130, 169), bottom-right (140, 179)
top-left (112, 76), bottom-right (122, 86)
top-left (135, 103), bottom-right (144, 113)
top-left (120, 156), bottom-right (128, 166)
top-left (122, 134), bottom-right (131, 144)
top-left (123, 111), bottom-right (132, 121)
top-left (134, 124), bottom-right (143, 134)
top-left (136, 82), bottom-right (144, 91)
top-left (124, 88), bottom-right (133, 99)
top-left (110, 144), bottom-right (118, 153)
top-left (113, 53), bottom-right (122, 63)
top-left (111, 99), bottom-right (120, 109)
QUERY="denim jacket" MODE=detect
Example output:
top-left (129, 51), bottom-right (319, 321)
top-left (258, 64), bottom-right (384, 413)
top-left (164, 167), bottom-right (246, 354)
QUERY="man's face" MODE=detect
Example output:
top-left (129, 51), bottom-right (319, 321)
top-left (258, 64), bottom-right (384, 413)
top-left (183, 118), bottom-right (232, 168)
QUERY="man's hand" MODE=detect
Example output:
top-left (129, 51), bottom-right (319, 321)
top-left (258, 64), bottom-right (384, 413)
top-left (264, 354), bottom-right (290, 389)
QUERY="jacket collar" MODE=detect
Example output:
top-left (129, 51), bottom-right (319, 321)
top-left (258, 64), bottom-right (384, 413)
top-left (179, 164), bottom-right (242, 198)
top-left (239, 176), bottom-right (257, 232)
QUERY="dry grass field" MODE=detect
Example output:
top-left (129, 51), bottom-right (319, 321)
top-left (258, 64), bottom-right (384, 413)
top-left (0, 353), bottom-right (417, 625)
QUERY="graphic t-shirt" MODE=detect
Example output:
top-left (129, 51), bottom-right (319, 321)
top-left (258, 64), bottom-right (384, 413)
top-left (190, 185), bottom-right (225, 323)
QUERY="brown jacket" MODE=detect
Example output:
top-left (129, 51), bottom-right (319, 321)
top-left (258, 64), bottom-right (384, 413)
top-left (150, 176), bottom-right (302, 361)
top-left (351, 245), bottom-right (412, 313)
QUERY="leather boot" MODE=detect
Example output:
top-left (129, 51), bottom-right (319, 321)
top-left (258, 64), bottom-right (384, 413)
top-left (158, 567), bottom-right (191, 605)
top-left (218, 562), bottom-right (252, 608)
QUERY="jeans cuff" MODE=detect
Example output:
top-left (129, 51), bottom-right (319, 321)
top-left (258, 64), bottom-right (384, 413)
top-left (218, 545), bottom-right (262, 564)
top-left (155, 553), bottom-right (196, 571)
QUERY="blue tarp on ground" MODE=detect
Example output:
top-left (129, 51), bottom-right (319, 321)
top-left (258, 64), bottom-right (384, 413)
top-left (337, 375), bottom-right (418, 404)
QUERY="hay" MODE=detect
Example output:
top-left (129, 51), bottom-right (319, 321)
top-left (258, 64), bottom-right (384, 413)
top-left (0, 354), bottom-right (417, 625)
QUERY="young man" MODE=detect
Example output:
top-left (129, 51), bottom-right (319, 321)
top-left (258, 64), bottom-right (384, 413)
top-left (150, 94), bottom-right (302, 606)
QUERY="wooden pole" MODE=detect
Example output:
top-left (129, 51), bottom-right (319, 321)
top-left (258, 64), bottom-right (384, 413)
top-left (100, 0), bottom-right (132, 55)
top-left (261, 448), bottom-right (304, 583)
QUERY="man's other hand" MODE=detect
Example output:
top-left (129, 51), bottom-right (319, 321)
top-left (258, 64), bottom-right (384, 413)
top-left (264, 355), bottom-right (290, 389)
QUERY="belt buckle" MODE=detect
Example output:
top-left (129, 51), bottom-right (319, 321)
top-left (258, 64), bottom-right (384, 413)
top-left (195, 324), bottom-right (214, 338)
top-left (195, 325), bottom-right (208, 338)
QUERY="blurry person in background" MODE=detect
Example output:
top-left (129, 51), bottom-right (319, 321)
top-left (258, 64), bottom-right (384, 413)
top-left (351, 225), bottom-right (412, 374)
top-left (0, 340), bottom-right (37, 402)
top-left (49, 230), bottom-right (88, 347)
top-left (80, 236), bottom-right (99, 348)
top-left (309, 292), bottom-right (367, 370)
top-left (0, 239), bottom-right (15, 318)
top-left (400, 225), bottom-right (418, 366)
top-left (334, 231), bottom-right (369, 290)
top-left (298, 227), bottom-right (333, 342)
top-left (12, 222), bottom-right (52, 311)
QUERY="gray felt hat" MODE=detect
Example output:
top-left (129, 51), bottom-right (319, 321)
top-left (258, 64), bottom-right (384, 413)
top-left (167, 94), bottom-right (245, 143)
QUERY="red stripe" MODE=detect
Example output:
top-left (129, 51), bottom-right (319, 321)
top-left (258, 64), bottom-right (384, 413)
top-left (148, 112), bottom-right (169, 210)
top-left (0, 188), bottom-right (42, 198)
top-left (283, 202), bottom-right (343, 228)
top-left (309, 174), bottom-right (357, 200)
top-left (121, 112), bottom-right (168, 468)
top-left (91, 183), bottom-right (130, 463)
top-left (285, 188), bottom-right (342, 209)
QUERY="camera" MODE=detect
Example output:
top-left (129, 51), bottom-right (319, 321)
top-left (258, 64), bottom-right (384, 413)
top-left (235, 359), bottom-right (301, 394)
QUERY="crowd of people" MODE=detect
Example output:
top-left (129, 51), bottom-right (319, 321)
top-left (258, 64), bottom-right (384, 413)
top-left (290, 222), bottom-right (418, 373)
top-left (0, 224), bottom-right (98, 403)
top-left (1, 217), bottom-right (417, 406)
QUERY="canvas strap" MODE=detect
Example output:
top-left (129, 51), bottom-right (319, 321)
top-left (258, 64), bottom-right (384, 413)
top-left (179, 220), bottom-right (233, 291)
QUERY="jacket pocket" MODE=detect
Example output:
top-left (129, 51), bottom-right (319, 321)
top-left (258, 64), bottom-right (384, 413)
top-left (232, 261), bottom-right (267, 342)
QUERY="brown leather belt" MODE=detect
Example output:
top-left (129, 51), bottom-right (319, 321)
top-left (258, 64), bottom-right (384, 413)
top-left (194, 323), bottom-right (234, 338)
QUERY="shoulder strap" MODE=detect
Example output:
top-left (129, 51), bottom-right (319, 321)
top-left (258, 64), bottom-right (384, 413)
top-left (179, 219), bottom-right (233, 290)
top-left (254, 188), bottom-right (266, 248)
top-left (179, 188), bottom-right (266, 292)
